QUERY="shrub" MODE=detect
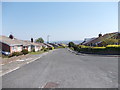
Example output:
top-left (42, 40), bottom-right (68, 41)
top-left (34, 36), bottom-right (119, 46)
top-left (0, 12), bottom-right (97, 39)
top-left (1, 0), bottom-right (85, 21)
top-left (61, 44), bottom-right (67, 48)
top-left (49, 47), bottom-right (54, 50)
top-left (32, 49), bottom-right (35, 52)
top-left (41, 47), bottom-right (45, 51)
top-left (92, 47), bottom-right (106, 49)
top-left (68, 42), bottom-right (75, 47)
top-left (106, 45), bottom-right (120, 47)
top-left (17, 52), bottom-right (23, 56)
top-left (44, 48), bottom-right (49, 52)
top-left (70, 47), bottom-right (74, 50)
top-left (22, 49), bottom-right (28, 55)
top-left (52, 47), bottom-right (54, 50)
top-left (8, 54), bottom-right (13, 58)
top-left (12, 52), bottom-right (23, 56)
top-left (73, 45), bottom-right (80, 51)
top-left (78, 45), bottom-right (91, 48)
top-left (57, 46), bottom-right (63, 48)
top-left (70, 44), bottom-right (120, 55)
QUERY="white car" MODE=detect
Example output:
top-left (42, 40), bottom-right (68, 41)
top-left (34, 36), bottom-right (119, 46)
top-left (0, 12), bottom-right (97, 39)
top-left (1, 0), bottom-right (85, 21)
top-left (0, 51), bottom-right (10, 56)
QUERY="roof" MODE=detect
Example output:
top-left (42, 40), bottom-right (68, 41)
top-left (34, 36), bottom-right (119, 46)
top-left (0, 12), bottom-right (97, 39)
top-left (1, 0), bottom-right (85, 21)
top-left (44, 43), bottom-right (53, 47)
top-left (35, 43), bottom-right (44, 46)
top-left (14, 39), bottom-right (32, 46)
top-left (31, 42), bottom-right (42, 46)
top-left (0, 36), bottom-right (22, 46)
top-left (0, 35), bottom-right (42, 47)
top-left (82, 38), bottom-right (96, 45)
top-left (83, 32), bottom-right (119, 45)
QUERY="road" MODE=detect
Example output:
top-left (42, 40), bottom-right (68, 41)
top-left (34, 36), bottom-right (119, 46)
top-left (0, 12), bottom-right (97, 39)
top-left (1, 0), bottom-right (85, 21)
top-left (2, 48), bottom-right (118, 88)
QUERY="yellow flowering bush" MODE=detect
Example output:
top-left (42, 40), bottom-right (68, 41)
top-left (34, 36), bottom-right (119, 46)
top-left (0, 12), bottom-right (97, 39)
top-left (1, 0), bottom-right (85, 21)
top-left (106, 45), bottom-right (120, 47)
top-left (92, 47), bottom-right (106, 49)
top-left (78, 45), bottom-right (91, 48)
top-left (52, 47), bottom-right (54, 50)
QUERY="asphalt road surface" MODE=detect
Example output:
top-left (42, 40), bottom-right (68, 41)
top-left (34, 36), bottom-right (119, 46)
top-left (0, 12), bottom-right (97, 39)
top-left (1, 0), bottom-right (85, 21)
top-left (2, 48), bottom-right (118, 88)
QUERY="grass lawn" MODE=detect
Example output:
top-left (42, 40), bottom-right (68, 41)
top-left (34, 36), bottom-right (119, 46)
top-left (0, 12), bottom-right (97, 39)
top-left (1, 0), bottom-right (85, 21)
top-left (29, 50), bottom-right (47, 55)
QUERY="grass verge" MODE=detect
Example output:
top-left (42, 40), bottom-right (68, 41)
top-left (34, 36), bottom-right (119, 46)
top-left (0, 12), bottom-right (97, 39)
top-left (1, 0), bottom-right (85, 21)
top-left (29, 51), bottom-right (45, 55)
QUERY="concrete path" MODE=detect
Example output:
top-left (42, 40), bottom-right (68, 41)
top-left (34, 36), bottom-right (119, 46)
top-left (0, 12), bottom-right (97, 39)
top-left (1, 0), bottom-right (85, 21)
top-left (2, 48), bottom-right (118, 88)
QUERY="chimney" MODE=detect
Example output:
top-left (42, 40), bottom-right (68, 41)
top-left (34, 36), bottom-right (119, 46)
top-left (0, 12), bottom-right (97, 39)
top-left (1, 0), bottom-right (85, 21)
top-left (31, 38), bottom-right (33, 43)
top-left (98, 33), bottom-right (102, 37)
top-left (9, 34), bottom-right (14, 39)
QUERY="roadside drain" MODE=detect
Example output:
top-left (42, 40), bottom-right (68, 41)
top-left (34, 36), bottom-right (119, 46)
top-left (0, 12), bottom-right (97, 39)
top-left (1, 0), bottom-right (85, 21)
top-left (43, 82), bottom-right (59, 88)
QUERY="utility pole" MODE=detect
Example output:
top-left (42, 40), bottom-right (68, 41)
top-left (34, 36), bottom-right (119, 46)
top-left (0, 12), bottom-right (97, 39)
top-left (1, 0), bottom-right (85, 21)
top-left (47, 35), bottom-right (50, 43)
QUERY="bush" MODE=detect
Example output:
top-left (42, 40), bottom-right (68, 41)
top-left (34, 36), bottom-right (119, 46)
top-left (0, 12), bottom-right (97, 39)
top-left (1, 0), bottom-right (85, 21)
top-left (32, 49), bottom-right (35, 52)
top-left (52, 47), bottom-right (54, 50)
top-left (41, 47), bottom-right (45, 51)
top-left (8, 54), bottom-right (13, 58)
top-left (49, 47), bottom-right (54, 50)
top-left (57, 46), bottom-right (64, 48)
top-left (73, 45), bottom-right (80, 51)
top-left (22, 49), bottom-right (28, 55)
top-left (92, 47), bottom-right (106, 49)
top-left (70, 47), bottom-right (74, 50)
top-left (78, 45), bottom-right (91, 49)
top-left (44, 48), bottom-right (49, 52)
top-left (106, 45), bottom-right (120, 48)
top-left (68, 42), bottom-right (75, 47)
top-left (12, 52), bottom-right (23, 56)
top-left (60, 44), bottom-right (67, 48)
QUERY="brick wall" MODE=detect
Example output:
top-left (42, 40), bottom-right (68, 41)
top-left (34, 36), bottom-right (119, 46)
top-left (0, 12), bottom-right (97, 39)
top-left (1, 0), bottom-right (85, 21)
top-left (0, 42), bottom-right (23, 53)
top-left (0, 42), bottom-right (10, 52)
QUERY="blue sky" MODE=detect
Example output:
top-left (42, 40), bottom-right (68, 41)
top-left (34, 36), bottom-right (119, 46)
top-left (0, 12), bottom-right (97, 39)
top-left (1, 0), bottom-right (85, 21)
top-left (2, 2), bottom-right (118, 41)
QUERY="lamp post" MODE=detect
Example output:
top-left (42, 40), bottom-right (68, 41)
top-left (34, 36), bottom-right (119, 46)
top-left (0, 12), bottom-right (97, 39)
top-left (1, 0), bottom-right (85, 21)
top-left (47, 35), bottom-right (50, 43)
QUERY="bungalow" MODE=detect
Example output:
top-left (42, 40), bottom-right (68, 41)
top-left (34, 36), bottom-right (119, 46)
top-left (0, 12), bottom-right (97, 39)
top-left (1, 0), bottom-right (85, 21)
top-left (0, 35), bottom-right (23, 54)
top-left (14, 37), bottom-right (43, 52)
top-left (44, 43), bottom-right (54, 48)
top-left (49, 43), bottom-right (59, 48)
top-left (81, 38), bottom-right (96, 46)
top-left (36, 43), bottom-right (48, 49)
top-left (42, 43), bottom-right (48, 48)
top-left (0, 35), bottom-right (46, 54)
top-left (31, 42), bottom-right (42, 52)
top-left (16, 40), bottom-right (32, 52)
top-left (58, 43), bottom-right (67, 47)
top-left (82, 32), bottom-right (119, 46)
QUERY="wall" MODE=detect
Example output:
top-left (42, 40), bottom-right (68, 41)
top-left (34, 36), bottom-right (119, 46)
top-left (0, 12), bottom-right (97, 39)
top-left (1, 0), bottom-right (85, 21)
top-left (10, 45), bottom-right (22, 53)
top-left (28, 46), bottom-right (31, 52)
top-left (0, 42), bottom-right (10, 52)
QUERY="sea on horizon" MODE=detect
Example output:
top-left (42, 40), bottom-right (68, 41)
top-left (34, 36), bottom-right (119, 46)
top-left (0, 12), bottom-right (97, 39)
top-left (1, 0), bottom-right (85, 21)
top-left (50, 40), bottom-right (83, 45)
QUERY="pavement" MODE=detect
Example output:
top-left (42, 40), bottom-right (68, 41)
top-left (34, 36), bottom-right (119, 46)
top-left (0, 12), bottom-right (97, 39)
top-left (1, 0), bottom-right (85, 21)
top-left (1, 50), bottom-right (56, 77)
top-left (2, 48), bottom-right (118, 88)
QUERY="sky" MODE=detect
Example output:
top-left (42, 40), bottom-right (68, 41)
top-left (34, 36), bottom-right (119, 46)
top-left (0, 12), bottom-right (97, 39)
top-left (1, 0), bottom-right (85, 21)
top-left (2, 2), bottom-right (118, 42)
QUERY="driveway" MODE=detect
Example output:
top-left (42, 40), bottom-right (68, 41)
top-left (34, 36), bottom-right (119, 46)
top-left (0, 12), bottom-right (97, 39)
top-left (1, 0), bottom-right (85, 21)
top-left (2, 48), bottom-right (118, 88)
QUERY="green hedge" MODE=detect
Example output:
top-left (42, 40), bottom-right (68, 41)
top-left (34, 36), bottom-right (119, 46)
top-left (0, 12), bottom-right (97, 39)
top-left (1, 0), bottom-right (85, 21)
top-left (11, 52), bottom-right (23, 57)
top-left (71, 45), bottom-right (120, 55)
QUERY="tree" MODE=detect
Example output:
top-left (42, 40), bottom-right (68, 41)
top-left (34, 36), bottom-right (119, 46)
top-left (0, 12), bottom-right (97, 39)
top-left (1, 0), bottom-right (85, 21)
top-left (68, 42), bottom-right (75, 47)
top-left (35, 38), bottom-right (44, 43)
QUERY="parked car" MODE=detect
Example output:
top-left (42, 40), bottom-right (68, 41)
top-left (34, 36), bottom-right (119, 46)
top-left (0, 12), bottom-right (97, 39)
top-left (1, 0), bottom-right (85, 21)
top-left (0, 51), bottom-right (10, 56)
